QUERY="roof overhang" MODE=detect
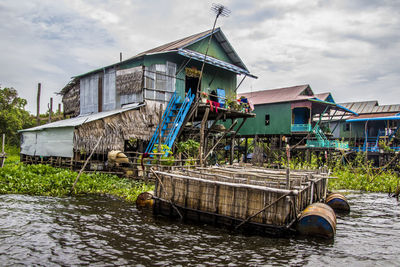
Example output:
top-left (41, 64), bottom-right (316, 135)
top-left (347, 113), bottom-right (400, 123)
top-left (308, 98), bottom-right (358, 115)
top-left (19, 103), bottom-right (145, 133)
top-left (177, 49), bottom-right (257, 79)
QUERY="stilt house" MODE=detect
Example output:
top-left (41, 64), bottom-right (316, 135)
top-left (325, 101), bottom-right (400, 151)
top-left (234, 85), bottom-right (357, 150)
top-left (19, 28), bottom-right (256, 167)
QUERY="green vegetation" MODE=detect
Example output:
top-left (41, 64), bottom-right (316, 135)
top-left (0, 87), bottom-right (35, 145)
top-left (176, 139), bottom-right (200, 165)
top-left (1, 146), bottom-right (154, 202)
top-left (329, 168), bottom-right (399, 193)
top-left (279, 152), bottom-right (400, 193)
top-left (152, 144), bottom-right (174, 166)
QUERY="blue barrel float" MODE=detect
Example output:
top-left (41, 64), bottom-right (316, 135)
top-left (326, 193), bottom-right (350, 213)
top-left (297, 203), bottom-right (337, 239)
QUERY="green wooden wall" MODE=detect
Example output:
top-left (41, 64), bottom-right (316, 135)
top-left (186, 37), bottom-right (233, 64)
top-left (337, 121), bottom-right (365, 139)
top-left (234, 103), bottom-right (292, 136)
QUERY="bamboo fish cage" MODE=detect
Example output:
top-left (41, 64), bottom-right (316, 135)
top-left (151, 166), bottom-right (332, 236)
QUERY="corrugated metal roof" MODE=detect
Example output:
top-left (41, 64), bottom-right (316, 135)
top-left (338, 101), bottom-right (378, 114)
top-left (134, 29), bottom-right (213, 57)
top-left (323, 101), bottom-right (400, 121)
top-left (133, 28), bottom-right (249, 72)
top-left (20, 103), bottom-right (144, 132)
top-left (72, 28), bottom-right (253, 80)
top-left (238, 84), bottom-right (312, 105)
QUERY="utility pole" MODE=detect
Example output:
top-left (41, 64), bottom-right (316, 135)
top-left (48, 97), bottom-right (53, 123)
top-left (36, 83), bottom-right (41, 126)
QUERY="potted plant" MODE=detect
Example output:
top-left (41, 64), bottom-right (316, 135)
top-left (200, 91), bottom-right (208, 103)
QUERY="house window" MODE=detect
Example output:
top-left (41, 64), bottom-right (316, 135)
top-left (265, 114), bottom-right (270, 126)
top-left (144, 62), bottom-right (176, 102)
top-left (344, 123), bottom-right (350, 131)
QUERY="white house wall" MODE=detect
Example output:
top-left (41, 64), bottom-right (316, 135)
top-left (20, 127), bottom-right (74, 158)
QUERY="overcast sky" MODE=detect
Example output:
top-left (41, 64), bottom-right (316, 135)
top-left (1, 0), bottom-right (399, 113)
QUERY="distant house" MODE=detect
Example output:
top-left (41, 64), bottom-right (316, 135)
top-left (326, 101), bottom-right (400, 151)
top-left (20, 28), bottom-right (256, 165)
top-left (235, 84), bottom-right (356, 149)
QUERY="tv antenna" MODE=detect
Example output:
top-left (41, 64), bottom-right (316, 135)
top-left (196, 4), bottom-right (231, 95)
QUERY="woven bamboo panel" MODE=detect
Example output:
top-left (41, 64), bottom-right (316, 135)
top-left (154, 167), bottom-right (332, 228)
top-left (74, 104), bottom-right (159, 153)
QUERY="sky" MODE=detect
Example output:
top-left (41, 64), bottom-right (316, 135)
top-left (0, 0), bottom-right (399, 114)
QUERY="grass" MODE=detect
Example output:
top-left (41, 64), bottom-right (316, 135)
top-left (330, 168), bottom-right (400, 193)
top-left (0, 146), bottom-right (154, 202)
top-left (278, 152), bottom-right (400, 193)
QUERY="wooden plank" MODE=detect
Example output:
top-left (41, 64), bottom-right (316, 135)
top-left (154, 171), bottom-right (299, 195)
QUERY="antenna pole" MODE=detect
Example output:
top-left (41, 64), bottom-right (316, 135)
top-left (195, 4), bottom-right (230, 97)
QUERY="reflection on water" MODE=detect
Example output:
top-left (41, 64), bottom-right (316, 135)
top-left (0, 192), bottom-right (399, 266)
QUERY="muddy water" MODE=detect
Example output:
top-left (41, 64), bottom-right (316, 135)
top-left (0, 192), bottom-right (399, 266)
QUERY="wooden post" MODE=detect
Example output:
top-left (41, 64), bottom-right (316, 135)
top-left (58, 103), bottom-right (61, 115)
top-left (230, 136), bottom-right (234, 165)
top-left (1, 134), bottom-right (5, 168)
top-left (286, 144), bottom-right (290, 189)
top-left (69, 135), bottom-right (103, 194)
top-left (120, 52), bottom-right (122, 62)
top-left (244, 137), bottom-right (248, 163)
top-left (199, 108), bottom-right (210, 167)
top-left (48, 97), bottom-right (53, 123)
top-left (36, 83), bottom-right (41, 126)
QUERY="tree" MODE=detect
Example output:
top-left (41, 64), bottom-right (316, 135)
top-left (0, 87), bottom-right (35, 145)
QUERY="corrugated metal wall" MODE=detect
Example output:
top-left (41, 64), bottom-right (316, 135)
top-left (20, 127), bottom-right (74, 158)
top-left (80, 74), bottom-right (99, 115)
top-left (103, 68), bottom-right (116, 111)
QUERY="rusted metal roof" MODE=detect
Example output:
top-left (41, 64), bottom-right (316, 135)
top-left (134, 29), bottom-right (213, 57)
top-left (314, 92), bottom-right (334, 102)
top-left (238, 84), bottom-right (313, 105)
top-left (73, 27), bottom-right (252, 80)
top-left (133, 27), bottom-right (248, 72)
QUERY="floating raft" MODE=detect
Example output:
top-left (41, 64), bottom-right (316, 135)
top-left (151, 166), bottom-right (334, 237)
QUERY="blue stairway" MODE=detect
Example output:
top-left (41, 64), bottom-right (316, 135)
top-left (362, 130), bottom-right (384, 152)
top-left (145, 89), bottom-right (195, 156)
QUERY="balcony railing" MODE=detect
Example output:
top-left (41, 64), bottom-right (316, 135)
top-left (306, 140), bottom-right (349, 149)
top-left (291, 124), bottom-right (312, 132)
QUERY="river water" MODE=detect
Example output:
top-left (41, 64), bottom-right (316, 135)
top-left (0, 192), bottom-right (399, 266)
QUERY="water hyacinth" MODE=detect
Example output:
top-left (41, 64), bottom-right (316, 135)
top-left (0, 163), bottom-right (154, 202)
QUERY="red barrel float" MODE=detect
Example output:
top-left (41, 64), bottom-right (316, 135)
top-left (297, 203), bottom-right (337, 239)
top-left (326, 193), bottom-right (350, 213)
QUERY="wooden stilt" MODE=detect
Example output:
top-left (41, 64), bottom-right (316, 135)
top-left (199, 108), bottom-right (210, 167)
